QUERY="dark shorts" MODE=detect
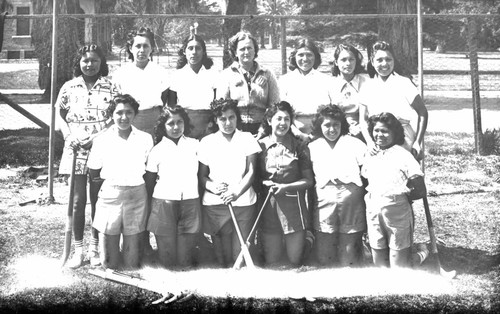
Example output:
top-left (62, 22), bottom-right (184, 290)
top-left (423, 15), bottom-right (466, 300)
top-left (203, 204), bottom-right (256, 236)
top-left (147, 198), bottom-right (201, 236)
top-left (261, 190), bottom-right (308, 235)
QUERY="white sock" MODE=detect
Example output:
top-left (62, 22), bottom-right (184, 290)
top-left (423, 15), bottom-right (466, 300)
top-left (74, 240), bottom-right (84, 256)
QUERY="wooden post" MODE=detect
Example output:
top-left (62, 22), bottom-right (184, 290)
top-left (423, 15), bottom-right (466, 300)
top-left (467, 17), bottom-right (484, 155)
top-left (417, 0), bottom-right (425, 171)
top-left (48, 0), bottom-right (59, 202)
top-left (280, 17), bottom-right (287, 75)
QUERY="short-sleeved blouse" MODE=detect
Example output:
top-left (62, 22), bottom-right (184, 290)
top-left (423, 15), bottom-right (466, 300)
top-left (169, 65), bottom-right (218, 110)
top-left (331, 73), bottom-right (369, 124)
top-left (279, 69), bottom-right (333, 115)
top-left (361, 144), bottom-right (423, 196)
top-left (258, 133), bottom-right (312, 185)
top-left (57, 76), bottom-right (116, 175)
top-left (198, 130), bottom-right (261, 206)
top-left (112, 62), bottom-right (169, 110)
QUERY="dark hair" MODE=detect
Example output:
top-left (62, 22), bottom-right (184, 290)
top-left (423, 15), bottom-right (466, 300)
top-left (367, 41), bottom-right (412, 80)
top-left (154, 105), bottom-right (192, 144)
top-left (209, 98), bottom-right (242, 132)
top-left (288, 38), bottom-right (322, 71)
top-left (73, 44), bottom-right (109, 77)
top-left (331, 43), bottom-right (365, 77)
top-left (126, 27), bottom-right (156, 61)
top-left (228, 31), bottom-right (259, 62)
top-left (261, 101), bottom-right (295, 137)
top-left (109, 94), bottom-right (140, 116)
top-left (176, 34), bottom-right (214, 70)
top-left (311, 104), bottom-right (350, 138)
top-left (367, 112), bottom-right (405, 146)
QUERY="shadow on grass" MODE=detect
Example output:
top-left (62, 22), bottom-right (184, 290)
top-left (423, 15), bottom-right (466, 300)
top-left (436, 244), bottom-right (500, 276)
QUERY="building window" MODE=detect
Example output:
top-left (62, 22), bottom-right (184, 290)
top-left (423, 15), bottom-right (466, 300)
top-left (16, 7), bottom-right (30, 36)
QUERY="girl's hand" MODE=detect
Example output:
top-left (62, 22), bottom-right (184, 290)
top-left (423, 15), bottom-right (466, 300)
top-left (349, 124), bottom-right (361, 137)
top-left (207, 181), bottom-right (228, 195)
top-left (263, 180), bottom-right (287, 196)
top-left (367, 142), bottom-right (381, 156)
top-left (79, 138), bottom-right (93, 150)
top-left (221, 190), bottom-right (239, 205)
top-left (411, 142), bottom-right (424, 161)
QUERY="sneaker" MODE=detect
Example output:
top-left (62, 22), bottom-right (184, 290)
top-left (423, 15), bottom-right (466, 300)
top-left (67, 253), bottom-right (85, 269)
top-left (87, 251), bottom-right (101, 267)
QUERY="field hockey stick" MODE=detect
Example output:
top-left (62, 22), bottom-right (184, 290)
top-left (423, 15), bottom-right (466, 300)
top-left (61, 149), bottom-right (77, 267)
top-left (422, 195), bottom-right (457, 279)
top-left (227, 202), bottom-right (256, 269)
top-left (233, 189), bottom-right (273, 269)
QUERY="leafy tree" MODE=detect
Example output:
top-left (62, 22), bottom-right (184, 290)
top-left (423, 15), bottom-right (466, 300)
top-left (1, 0), bottom-right (13, 11)
top-left (257, 0), bottom-right (300, 49)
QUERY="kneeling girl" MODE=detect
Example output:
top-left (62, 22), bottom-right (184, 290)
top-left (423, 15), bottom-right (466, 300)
top-left (88, 94), bottom-right (154, 269)
top-left (145, 106), bottom-right (201, 268)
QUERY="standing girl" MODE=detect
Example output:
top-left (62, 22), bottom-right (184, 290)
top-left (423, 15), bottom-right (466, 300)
top-left (88, 94), bottom-right (154, 269)
top-left (145, 106), bottom-right (201, 268)
top-left (258, 101), bottom-right (314, 267)
top-left (166, 32), bottom-right (218, 139)
top-left (217, 31), bottom-right (280, 137)
top-left (57, 44), bottom-right (116, 268)
top-left (331, 44), bottom-right (368, 140)
top-left (113, 27), bottom-right (169, 136)
top-left (308, 105), bottom-right (366, 267)
top-left (198, 99), bottom-right (261, 267)
top-left (361, 112), bottom-right (425, 268)
top-left (360, 41), bottom-right (428, 159)
top-left (279, 38), bottom-right (333, 139)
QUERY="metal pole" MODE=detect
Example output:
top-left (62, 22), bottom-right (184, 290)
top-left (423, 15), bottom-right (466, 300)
top-left (280, 17), bottom-right (287, 75)
top-left (48, 0), bottom-right (59, 201)
top-left (417, 0), bottom-right (424, 98)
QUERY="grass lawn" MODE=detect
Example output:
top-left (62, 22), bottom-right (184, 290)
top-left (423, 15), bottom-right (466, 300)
top-left (0, 129), bottom-right (499, 312)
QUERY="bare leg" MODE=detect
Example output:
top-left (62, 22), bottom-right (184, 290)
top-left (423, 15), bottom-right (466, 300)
top-left (72, 175), bottom-right (87, 242)
top-left (390, 247), bottom-right (411, 268)
top-left (372, 248), bottom-right (390, 267)
top-left (100, 233), bottom-right (121, 269)
top-left (314, 232), bottom-right (337, 266)
top-left (338, 232), bottom-right (363, 267)
top-left (122, 233), bottom-right (142, 269)
top-left (155, 234), bottom-right (177, 268)
top-left (261, 232), bottom-right (283, 266)
top-left (284, 230), bottom-right (305, 267)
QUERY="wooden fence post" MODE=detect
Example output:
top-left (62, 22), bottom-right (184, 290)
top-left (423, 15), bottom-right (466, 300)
top-left (467, 17), bottom-right (484, 155)
top-left (48, 0), bottom-right (59, 202)
top-left (280, 17), bottom-right (287, 75)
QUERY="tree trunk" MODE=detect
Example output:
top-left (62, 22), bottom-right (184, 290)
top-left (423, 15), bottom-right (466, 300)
top-left (222, 0), bottom-right (247, 69)
top-left (31, 0), bottom-right (83, 100)
top-left (270, 19), bottom-right (278, 49)
top-left (377, 0), bottom-right (418, 73)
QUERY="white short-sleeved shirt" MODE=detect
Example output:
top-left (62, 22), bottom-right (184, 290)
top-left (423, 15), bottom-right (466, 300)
top-left (169, 65), bottom-right (218, 110)
top-left (330, 74), bottom-right (369, 122)
top-left (279, 69), bottom-right (333, 115)
top-left (87, 125), bottom-right (153, 186)
top-left (360, 73), bottom-right (419, 123)
top-left (198, 130), bottom-right (261, 206)
top-left (146, 135), bottom-right (199, 200)
top-left (112, 62), bottom-right (169, 110)
top-left (309, 136), bottom-right (366, 188)
top-left (361, 144), bottom-right (423, 196)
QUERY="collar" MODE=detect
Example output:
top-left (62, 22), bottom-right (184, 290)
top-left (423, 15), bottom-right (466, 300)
top-left (181, 64), bottom-right (207, 74)
top-left (160, 134), bottom-right (187, 146)
top-left (260, 133), bottom-right (296, 152)
top-left (230, 61), bottom-right (263, 76)
top-left (341, 74), bottom-right (362, 92)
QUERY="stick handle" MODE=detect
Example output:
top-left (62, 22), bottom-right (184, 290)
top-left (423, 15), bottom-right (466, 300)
top-left (228, 203), bottom-right (255, 268)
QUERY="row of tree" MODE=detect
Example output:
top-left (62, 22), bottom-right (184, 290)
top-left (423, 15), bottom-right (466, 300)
top-left (9, 0), bottom-right (498, 98)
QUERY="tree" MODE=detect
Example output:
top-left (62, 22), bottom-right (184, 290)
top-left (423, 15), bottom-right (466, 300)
top-left (377, 0), bottom-right (418, 73)
top-left (0, 0), bottom-right (12, 11)
top-left (31, 0), bottom-right (85, 100)
top-left (257, 0), bottom-right (300, 49)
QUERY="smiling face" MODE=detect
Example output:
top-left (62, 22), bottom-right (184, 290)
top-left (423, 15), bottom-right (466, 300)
top-left (185, 39), bottom-right (204, 67)
top-left (336, 49), bottom-right (356, 78)
top-left (216, 109), bottom-right (237, 136)
top-left (372, 50), bottom-right (395, 78)
top-left (79, 51), bottom-right (101, 78)
top-left (113, 102), bottom-right (136, 132)
top-left (372, 121), bottom-right (395, 149)
top-left (131, 35), bottom-right (152, 67)
top-left (321, 117), bottom-right (342, 143)
top-left (295, 47), bottom-right (315, 74)
top-left (165, 113), bottom-right (185, 140)
top-left (270, 110), bottom-right (291, 139)
top-left (236, 38), bottom-right (256, 66)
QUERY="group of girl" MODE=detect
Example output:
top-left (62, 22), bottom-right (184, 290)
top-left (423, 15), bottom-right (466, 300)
top-left (58, 26), bottom-right (428, 270)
